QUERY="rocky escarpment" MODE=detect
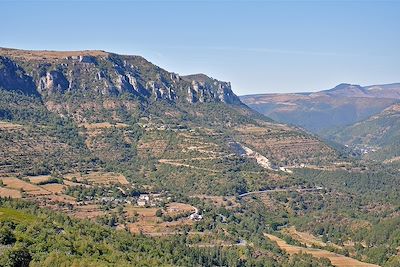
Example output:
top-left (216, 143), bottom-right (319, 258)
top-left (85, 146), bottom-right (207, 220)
top-left (184, 74), bottom-right (241, 105)
top-left (0, 56), bottom-right (38, 96)
top-left (0, 48), bottom-right (241, 105)
top-left (38, 70), bottom-right (70, 94)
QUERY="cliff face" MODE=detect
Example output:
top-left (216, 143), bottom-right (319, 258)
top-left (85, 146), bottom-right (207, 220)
top-left (0, 56), bottom-right (38, 96)
top-left (0, 48), bottom-right (241, 105)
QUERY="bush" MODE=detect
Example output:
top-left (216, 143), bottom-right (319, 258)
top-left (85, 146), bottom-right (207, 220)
top-left (0, 225), bottom-right (16, 245)
top-left (0, 243), bottom-right (32, 267)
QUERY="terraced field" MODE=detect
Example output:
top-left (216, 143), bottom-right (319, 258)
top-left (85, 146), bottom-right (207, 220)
top-left (0, 177), bottom-right (50, 196)
top-left (64, 171), bottom-right (129, 185)
top-left (233, 124), bottom-right (336, 166)
top-left (0, 171), bottom-right (130, 220)
top-left (125, 202), bottom-right (197, 235)
top-left (0, 120), bottom-right (92, 176)
top-left (265, 233), bottom-right (379, 267)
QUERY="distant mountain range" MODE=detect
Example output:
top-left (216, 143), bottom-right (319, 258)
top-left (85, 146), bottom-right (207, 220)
top-left (241, 83), bottom-right (400, 161)
top-left (327, 103), bottom-right (400, 162)
top-left (240, 83), bottom-right (400, 133)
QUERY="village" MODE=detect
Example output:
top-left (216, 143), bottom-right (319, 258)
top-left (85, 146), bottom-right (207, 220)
top-left (0, 171), bottom-right (203, 236)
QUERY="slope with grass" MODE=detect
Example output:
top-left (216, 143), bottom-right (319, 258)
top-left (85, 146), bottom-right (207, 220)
top-left (327, 103), bottom-right (400, 161)
top-left (0, 47), bottom-right (339, 195)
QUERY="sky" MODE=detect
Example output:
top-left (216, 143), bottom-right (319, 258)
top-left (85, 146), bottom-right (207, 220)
top-left (1, 0), bottom-right (399, 95)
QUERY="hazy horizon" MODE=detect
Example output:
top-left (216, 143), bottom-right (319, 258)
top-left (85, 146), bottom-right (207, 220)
top-left (1, 0), bottom-right (399, 95)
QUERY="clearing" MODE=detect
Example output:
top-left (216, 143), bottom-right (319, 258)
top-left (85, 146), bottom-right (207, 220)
top-left (0, 207), bottom-right (35, 223)
top-left (28, 175), bottom-right (53, 184)
top-left (282, 226), bottom-right (342, 250)
top-left (265, 233), bottom-right (379, 267)
top-left (125, 203), bottom-right (196, 235)
top-left (64, 171), bottom-right (129, 185)
top-left (0, 187), bottom-right (22, 198)
top-left (0, 177), bottom-right (50, 196)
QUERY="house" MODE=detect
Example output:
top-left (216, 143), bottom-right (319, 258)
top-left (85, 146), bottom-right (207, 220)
top-left (138, 194), bottom-right (150, 201)
top-left (137, 194), bottom-right (150, 206)
top-left (137, 200), bottom-right (147, 206)
top-left (189, 213), bottom-right (203, 221)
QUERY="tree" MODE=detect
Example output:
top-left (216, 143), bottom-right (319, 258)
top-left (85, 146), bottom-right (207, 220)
top-left (155, 209), bottom-right (163, 217)
top-left (0, 225), bottom-right (16, 245)
top-left (0, 244), bottom-right (32, 267)
top-left (108, 215), bottom-right (117, 227)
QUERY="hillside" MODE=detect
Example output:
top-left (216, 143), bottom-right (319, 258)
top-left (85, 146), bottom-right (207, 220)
top-left (0, 48), bottom-right (338, 195)
top-left (1, 48), bottom-right (399, 267)
top-left (240, 83), bottom-right (400, 133)
top-left (327, 103), bottom-right (400, 161)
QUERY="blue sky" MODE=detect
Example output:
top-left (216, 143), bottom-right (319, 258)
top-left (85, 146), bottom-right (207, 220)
top-left (1, 0), bottom-right (399, 95)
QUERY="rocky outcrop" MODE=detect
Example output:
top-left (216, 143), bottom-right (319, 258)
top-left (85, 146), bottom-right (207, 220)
top-left (38, 70), bottom-right (70, 94)
top-left (0, 48), bottom-right (243, 106)
top-left (185, 75), bottom-right (241, 104)
top-left (217, 81), bottom-right (240, 104)
top-left (65, 55), bottom-right (97, 64)
top-left (0, 56), bottom-right (38, 96)
top-left (146, 81), bottom-right (176, 101)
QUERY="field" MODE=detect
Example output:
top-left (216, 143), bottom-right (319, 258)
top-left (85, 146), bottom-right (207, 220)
top-left (166, 202), bottom-right (196, 215)
top-left (28, 175), bottom-right (52, 184)
top-left (125, 203), bottom-right (196, 235)
top-left (41, 183), bottom-right (66, 194)
top-left (193, 195), bottom-right (239, 208)
top-left (63, 179), bottom-right (90, 187)
top-left (282, 226), bottom-right (342, 250)
top-left (29, 194), bottom-right (76, 205)
top-left (125, 206), bottom-right (161, 234)
top-left (0, 187), bottom-right (21, 198)
top-left (80, 122), bottom-right (130, 142)
top-left (0, 47), bottom-right (109, 60)
top-left (0, 121), bottom-right (22, 130)
top-left (64, 171), bottom-right (129, 185)
top-left (0, 171), bottom-right (131, 223)
top-left (80, 122), bottom-right (129, 130)
top-left (233, 124), bottom-right (337, 166)
top-left (72, 204), bottom-right (104, 219)
top-left (0, 207), bottom-right (35, 223)
top-left (265, 233), bottom-right (379, 267)
top-left (0, 177), bottom-right (50, 196)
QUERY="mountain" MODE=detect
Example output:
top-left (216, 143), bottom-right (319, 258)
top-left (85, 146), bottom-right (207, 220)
top-left (240, 83), bottom-right (400, 133)
top-left (327, 103), bottom-right (400, 162)
top-left (0, 48), bottom-right (241, 106)
top-left (2, 48), bottom-right (400, 267)
top-left (0, 47), bottom-right (338, 195)
top-left (316, 83), bottom-right (400, 98)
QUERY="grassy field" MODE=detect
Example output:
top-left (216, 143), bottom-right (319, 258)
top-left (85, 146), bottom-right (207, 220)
top-left (0, 121), bottom-right (22, 130)
top-left (265, 233), bottom-right (379, 267)
top-left (0, 187), bottom-right (21, 198)
top-left (282, 226), bottom-right (342, 250)
top-left (0, 207), bottom-right (35, 223)
top-left (125, 203), bottom-right (196, 235)
top-left (28, 175), bottom-right (53, 184)
top-left (64, 171), bottom-right (129, 185)
top-left (0, 177), bottom-right (50, 196)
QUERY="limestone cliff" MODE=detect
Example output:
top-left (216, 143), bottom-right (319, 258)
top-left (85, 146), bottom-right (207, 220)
top-left (0, 48), bottom-right (241, 105)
